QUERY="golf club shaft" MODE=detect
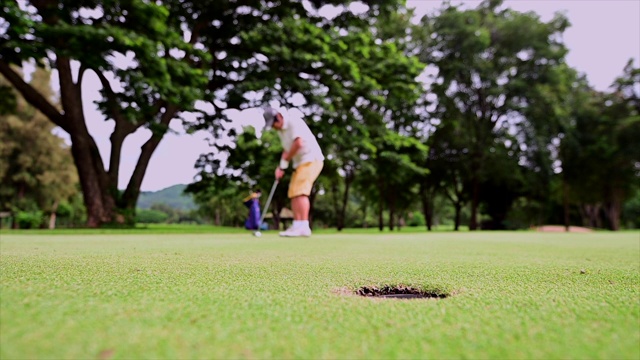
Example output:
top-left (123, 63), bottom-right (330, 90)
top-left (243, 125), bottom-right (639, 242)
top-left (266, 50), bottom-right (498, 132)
top-left (257, 179), bottom-right (278, 228)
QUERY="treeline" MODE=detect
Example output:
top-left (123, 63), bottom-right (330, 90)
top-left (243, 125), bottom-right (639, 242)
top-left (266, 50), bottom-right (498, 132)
top-left (186, 1), bottom-right (640, 231)
top-left (1, 1), bottom-right (638, 230)
top-left (135, 203), bottom-right (202, 225)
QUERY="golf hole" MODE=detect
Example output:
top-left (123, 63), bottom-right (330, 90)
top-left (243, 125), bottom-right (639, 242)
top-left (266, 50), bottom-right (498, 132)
top-left (355, 285), bottom-right (450, 300)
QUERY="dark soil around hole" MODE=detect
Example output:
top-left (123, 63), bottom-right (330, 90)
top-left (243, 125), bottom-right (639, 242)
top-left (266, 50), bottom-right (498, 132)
top-left (356, 285), bottom-right (448, 299)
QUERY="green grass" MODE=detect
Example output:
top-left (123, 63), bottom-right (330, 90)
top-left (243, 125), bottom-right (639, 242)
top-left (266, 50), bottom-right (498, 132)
top-left (1, 231), bottom-right (638, 359)
top-left (0, 223), bottom-right (468, 235)
top-left (0, 223), bottom-right (249, 235)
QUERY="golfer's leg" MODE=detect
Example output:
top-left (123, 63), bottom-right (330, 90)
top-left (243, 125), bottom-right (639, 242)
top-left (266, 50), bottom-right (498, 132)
top-left (291, 195), bottom-right (310, 221)
top-left (287, 161), bottom-right (323, 233)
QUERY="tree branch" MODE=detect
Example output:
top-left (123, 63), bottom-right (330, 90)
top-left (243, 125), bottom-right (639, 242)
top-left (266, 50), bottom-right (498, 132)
top-left (121, 104), bottom-right (179, 208)
top-left (0, 60), bottom-right (68, 131)
top-left (56, 57), bottom-right (115, 200)
top-left (149, 98), bottom-right (168, 119)
top-left (77, 64), bottom-right (88, 87)
top-left (57, 56), bottom-right (85, 123)
top-left (93, 68), bottom-right (128, 125)
top-left (93, 68), bottom-right (143, 189)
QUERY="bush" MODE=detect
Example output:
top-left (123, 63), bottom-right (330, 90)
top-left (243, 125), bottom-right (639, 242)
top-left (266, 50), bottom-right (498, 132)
top-left (407, 211), bottom-right (426, 227)
top-left (136, 209), bottom-right (169, 224)
top-left (15, 211), bottom-right (43, 229)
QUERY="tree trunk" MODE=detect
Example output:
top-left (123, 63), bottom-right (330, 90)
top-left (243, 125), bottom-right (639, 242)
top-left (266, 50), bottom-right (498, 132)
top-left (11, 214), bottom-right (18, 229)
top-left (361, 200), bottom-right (368, 228)
top-left (594, 205), bottom-right (603, 229)
top-left (55, 56), bottom-right (119, 228)
top-left (426, 205), bottom-right (433, 231)
top-left (388, 197), bottom-right (395, 231)
top-left (214, 208), bottom-right (221, 226)
top-left (273, 199), bottom-right (282, 230)
top-left (13, 184), bottom-right (25, 229)
top-left (48, 201), bottom-right (59, 229)
top-left (48, 212), bottom-right (57, 229)
top-left (70, 137), bottom-right (117, 227)
top-left (577, 205), bottom-right (587, 227)
top-left (397, 215), bottom-right (404, 231)
top-left (469, 176), bottom-right (479, 231)
top-left (582, 204), bottom-right (602, 228)
top-left (604, 189), bottom-right (622, 231)
top-left (606, 204), bottom-right (621, 231)
top-left (420, 184), bottom-right (433, 231)
top-left (563, 180), bottom-right (570, 232)
top-left (338, 172), bottom-right (353, 231)
top-left (378, 201), bottom-right (383, 232)
top-left (378, 178), bottom-right (384, 232)
top-left (331, 179), bottom-right (341, 230)
top-left (454, 203), bottom-right (462, 231)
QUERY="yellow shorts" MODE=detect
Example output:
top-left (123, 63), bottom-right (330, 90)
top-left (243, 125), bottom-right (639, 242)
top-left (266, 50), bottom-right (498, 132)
top-left (288, 161), bottom-right (324, 198)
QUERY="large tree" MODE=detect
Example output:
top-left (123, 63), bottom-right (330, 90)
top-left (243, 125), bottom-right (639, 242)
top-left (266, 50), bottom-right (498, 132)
top-left (1, 0), bottom-right (207, 226)
top-left (560, 60), bottom-right (640, 230)
top-left (419, 0), bottom-right (571, 230)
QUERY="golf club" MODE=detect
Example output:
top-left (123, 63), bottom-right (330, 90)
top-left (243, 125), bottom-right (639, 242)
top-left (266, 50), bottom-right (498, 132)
top-left (254, 179), bottom-right (278, 237)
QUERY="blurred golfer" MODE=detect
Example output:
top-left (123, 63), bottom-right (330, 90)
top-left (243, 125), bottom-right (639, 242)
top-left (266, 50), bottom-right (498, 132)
top-left (263, 107), bottom-right (324, 237)
top-left (243, 189), bottom-right (262, 230)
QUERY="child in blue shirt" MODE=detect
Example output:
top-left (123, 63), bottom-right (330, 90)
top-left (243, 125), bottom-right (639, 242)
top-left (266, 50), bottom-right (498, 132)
top-left (243, 189), bottom-right (262, 230)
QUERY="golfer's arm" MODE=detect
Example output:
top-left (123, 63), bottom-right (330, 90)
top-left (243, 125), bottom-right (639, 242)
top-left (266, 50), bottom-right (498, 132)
top-left (283, 137), bottom-right (303, 161)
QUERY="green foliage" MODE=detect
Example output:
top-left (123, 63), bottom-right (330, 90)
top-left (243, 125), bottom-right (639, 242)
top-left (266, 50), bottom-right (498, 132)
top-left (0, 67), bottom-right (80, 225)
top-left (0, 85), bottom-right (16, 114)
top-left (4, 0), bottom-right (637, 231)
top-left (187, 127), bottom-right (286, 227)
top-left (185, 0), bottom-right (426, 230)
top-left (622, 190), bottom-right (640, 229)
top-left (14, 211), bottom-right (43, 229)
top-left (52, 193), bottom-right (87, 228)
top-left (419, 0), bottom-right (572, 229)
top-left (560, 61), bottom-right (640, 229)
top-left (1, 0), bottom-right (210, 226)
top-left (135, 209), bottom-right (169, 224)
top-left (146, 203), bottom-right (202, 224)
top-left (407, 211), bottom-right (426, 227)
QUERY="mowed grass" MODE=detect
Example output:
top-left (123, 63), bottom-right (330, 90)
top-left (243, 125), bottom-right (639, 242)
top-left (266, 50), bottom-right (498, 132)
top-left (1, 231), bottom-right (638, 359)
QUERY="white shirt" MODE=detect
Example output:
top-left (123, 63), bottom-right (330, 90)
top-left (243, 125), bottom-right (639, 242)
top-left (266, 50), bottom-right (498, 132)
top-left (277, 110), bottom-right (324, 169)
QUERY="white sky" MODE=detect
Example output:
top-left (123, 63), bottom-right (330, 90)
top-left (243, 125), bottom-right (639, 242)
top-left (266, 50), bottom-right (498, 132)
top-left (56, 0), bottom-right (640, 191)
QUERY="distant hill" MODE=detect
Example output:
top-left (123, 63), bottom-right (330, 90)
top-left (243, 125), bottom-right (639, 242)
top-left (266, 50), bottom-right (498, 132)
top-left (137, 184), bottom-right (196, 210)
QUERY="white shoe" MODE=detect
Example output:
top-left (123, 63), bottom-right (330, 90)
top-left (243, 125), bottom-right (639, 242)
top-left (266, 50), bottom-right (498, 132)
top-left (279, 227), bottom-right (312, 237)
